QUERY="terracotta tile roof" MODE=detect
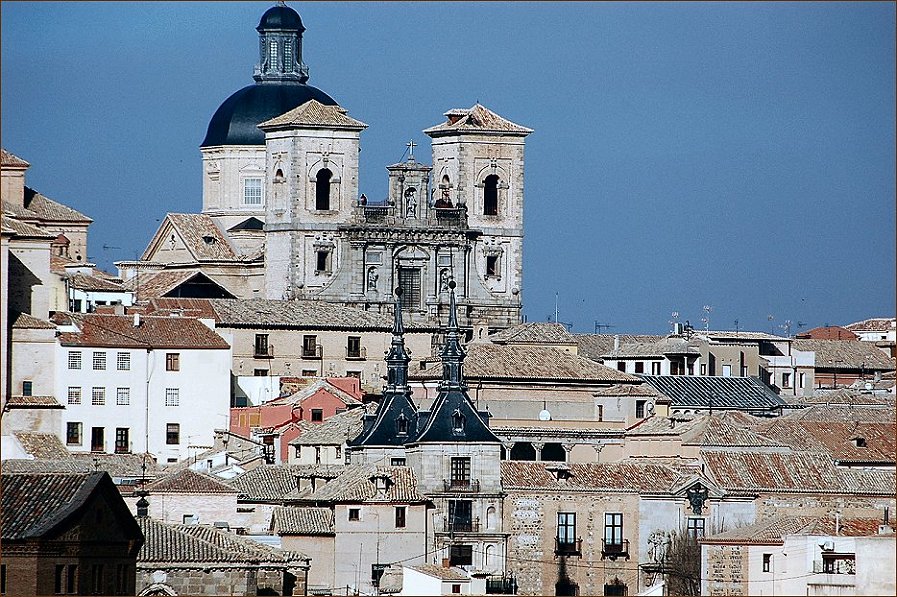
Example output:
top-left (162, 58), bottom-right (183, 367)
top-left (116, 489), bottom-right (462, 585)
top-left (137, 517), bottom-right (307, 564)
top-left (701, 330), bottom-right (789, 342)
top-left (489, 322), bottom-right (576, 345)
top-left (409, 343), bottom-right (640, 383)
top-left (424, 104), bottom-right (532, 136)
top-left (288, 407), bottom-right (366, 445)
top-left (639, 375), bottom-right (786, 412)
top-left (68, 272), bottom-right (129, 292)
top-left (164, 213), bottom-right (239, 261)
top-left (259, 99), bottom-right (367, 130)
top-left (1, 472), bottom-right (106, 539)
top-left (268, 379), bottom-right (363, 408)
top-left (1, 148), bottom-right (30, 167)
top-left (679, 414), bottom-right (787, 448)
top-left (306, 465), bottom-right (427, 503)
top-left (272, 506), bottom-right (334, 535)
top-left (409, 564), bottom-right (470, 581)
top-left (500, 461), bottom-right (685, 493)
top-left (0, 215), bottom-right (55, 238)
top-left (574, 334), bottom-right (665, 362)
top-left (69, 453), bottom-right (159, 478)
top-left (146, 297), bottom-right (219, 319)
top-left (0, 459), bottom-right (85, 474)
top-left (787, 403), bottom-right (895, 421)
top-left (5, 395), bottom-right (62, 407)
top-left (752, 418), bottom-right (895, 463)
top-left (121, 270), bottom-right (222, 301)
top-left (703, 515), bottom-right (885, 544)
top-left (700, 450), bottom-right (896, 494)
top-left (845, 317), bottom-right (896, 332)
top-left (797, 390), bottom-right (896, 407)
top-left (145, 469), bottom-right (239, 494)
top-left (12, 432), bottom-right (71, 460)
top-left (12, 312), bottom-right (57, 329)
top-left (57, 313), bottom-right (230, 349)
top-left (793, 339), bottom-right (895, 370)
top-left (3, 187), bottom-right (91, 223)
top-left (593, 383), bottom-right (663, 397)
top-left (226, 465), bottom-right (317, 501)
top-left (209, 298), bottom-right (393, 330)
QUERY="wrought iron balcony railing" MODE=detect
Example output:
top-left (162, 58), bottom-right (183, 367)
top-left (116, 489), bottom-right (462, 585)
top-left (601, 539), bottom-right (630, 560)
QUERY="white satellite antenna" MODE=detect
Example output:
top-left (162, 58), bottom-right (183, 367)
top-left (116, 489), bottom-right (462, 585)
top-left (538, 409), bottom-right (552, 421)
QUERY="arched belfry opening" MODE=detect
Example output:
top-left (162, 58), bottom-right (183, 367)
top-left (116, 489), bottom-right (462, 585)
top-left (483, 174), bottom-right (499, 216)
top-left (316, 168), bottom-right (332, 210)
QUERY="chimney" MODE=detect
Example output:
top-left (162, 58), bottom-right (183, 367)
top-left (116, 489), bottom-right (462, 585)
top-left (133, 313), bottom-right (141, 327)
top-left (613, 335), bottom-right (620, 351)
top-left (113, 302), bottom-right (125, 316)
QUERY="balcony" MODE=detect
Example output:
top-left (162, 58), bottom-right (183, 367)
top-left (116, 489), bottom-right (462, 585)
top-left (485, 575), bottom-right (518, 595)
top-left (555, 537), bottom-right (582, 557)
top-left (434, 206), bottom-right (466, 227)
top-left (301, 345), bottom-right (323, 360)
top-left (443, 478), bottom-right (480, 493)
top-left (353, 204), bottom-right (468, 229)
top-left (346, 346), bottom-right (367, 360)
top-left (601, 539), bottom-right (630, 561)
top-left (254, 344), bottom-right (274, 359)
top-left (442, 517), bottom-right (480, 533)
top-left (362, 205), bottom-right (390, 223)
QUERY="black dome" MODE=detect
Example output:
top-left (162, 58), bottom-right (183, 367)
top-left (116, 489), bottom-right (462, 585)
top-left (257, 5), bottom-right (304, 32)
top-left (201, 83), bottom-right (338, 147)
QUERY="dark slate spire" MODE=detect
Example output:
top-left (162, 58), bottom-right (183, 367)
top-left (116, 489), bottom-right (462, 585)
top-left (385, 287), bottom-right (411, 391)
top-left (440, 280), bottom-right (466, 389)
top-left (254, 3), bottom-right (310, 83)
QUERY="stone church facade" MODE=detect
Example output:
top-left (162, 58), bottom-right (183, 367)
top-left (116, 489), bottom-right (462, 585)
top-left (131, 3), bottom-right (530, 331)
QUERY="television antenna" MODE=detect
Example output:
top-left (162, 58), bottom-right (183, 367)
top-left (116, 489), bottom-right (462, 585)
top-left (701, 305), bottom-right (712, 331)
top-left (594, 321), bottom-right (616, 333)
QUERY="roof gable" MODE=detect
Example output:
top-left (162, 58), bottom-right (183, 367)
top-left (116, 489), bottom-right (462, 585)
top-left (259, 99), bottom-right (368, 131)
top-left (142, 214), bottom-right (238, 263)
top-left (145, 469), bottom-right (239, 494)
top-left (424, 104), bottom-right (532, 137)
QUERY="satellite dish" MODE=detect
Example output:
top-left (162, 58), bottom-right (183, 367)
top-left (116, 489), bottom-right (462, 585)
top-left (864, 382), bottom-right (874, 391)
top-left (538, 409), bottom-right (552, 421)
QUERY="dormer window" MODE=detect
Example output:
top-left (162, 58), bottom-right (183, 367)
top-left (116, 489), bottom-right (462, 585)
top-left (396, 413), bottom-right (409, 435)
top-left (852, 436), bottom-right (867, 448)
top-left (451, 409), bottom-right (466, 434)
top-left (202, 235), bottom-right (217, 245)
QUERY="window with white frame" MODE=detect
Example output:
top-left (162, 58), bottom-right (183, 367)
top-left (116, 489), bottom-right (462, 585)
top-left (165, 388), bottom-right (180, 407)
top-left (117, 352), bottom-right (130, 371)
top-left (116, 388), bottom-right (130, 406)
top-left (68, 387), bottom-right (82, 405)
top-left (68, 351), bottom-right (82, 370)
top-left (91, 387), bottom-right (105, 406)
top-left (243, 177), bottom-right (263, 205)
top-left (93, 352), bottom-right (107, 371)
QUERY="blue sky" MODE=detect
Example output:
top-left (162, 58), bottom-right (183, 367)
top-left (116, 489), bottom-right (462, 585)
top-left (2, 2), bottom-right (894, 334)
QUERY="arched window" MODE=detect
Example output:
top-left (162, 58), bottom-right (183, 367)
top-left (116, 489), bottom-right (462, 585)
top-left (509, 443), bottom-right (537, 461)
top-left (484, 544), bottom-right (495, 567)
top-left (486, 507), bottom-right (496, 530)
top-left (483, 174), bottom-right (499, 216)
top-left (316, 168), bottom-right (332, 210)
top-left (396, 413), bottom-right (408, 435)
top-left (451, 409), bottom-right (466, 434)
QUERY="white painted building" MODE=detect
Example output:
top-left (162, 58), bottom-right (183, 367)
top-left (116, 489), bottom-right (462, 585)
top-left (55, 313), bottom-right (231, 463)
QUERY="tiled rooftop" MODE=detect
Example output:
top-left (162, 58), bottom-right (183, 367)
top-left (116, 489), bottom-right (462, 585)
top-left (501, 461), bottom-right (686, 493)
top-left (844, 317), bottom-right (896, 332)
top-left (260, 99), bottom-right (367, 130)
top-left (639, 375), bottom-right (786, 412)
top-left (489, 322), bottom-right (577, 345)
top-left (271, 506), bottom-right (334, 535)
top-left (703, 515), bottom-right (886, 544)
top-left (1, 472), bottom-right (105, 539)
top-left (574, 334), bottom-right (665, 362)
top-left (793, 339), bottom-right (895, 370)
top-left (12, 313), bottom-right (56, 329)
top-left (208, 298), bottom-right (393, 330)
top-left (1, 214), bottom-right (55, 238)
top-left (145, 469), bottom-right (239, 494)
top-left (424, 104), bottom-right (532, 136)
top-left (225, 465), bottom-right (340, 501)
top-left (1, 148), bottom-right (30, 167)
top-left (288, 407), bottom-right (366, 446)
top-left (57, 313), bottom-right (230, 349)
top-left (752, 418), bottom-right (895, 463)
top-left (12, 432), bottom-right (71, 460)
top-left (409, 564), bottom-right (470, 581)
top-left (68, 272), bottom-right (128, 292)
top-left (410, 343), bottom-right (640, 383)
top-left (306, 465), bottom-right (427, 503)
top-left (4, 395), bottom-right (62, 407)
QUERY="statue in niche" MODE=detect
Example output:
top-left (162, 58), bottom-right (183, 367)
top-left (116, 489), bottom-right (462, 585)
top-left (367, 267), bottom-right (379, 291)
top-left (439, 269), bottom-right (450, 292)
top-left (404, 187), bottom-right (417, 218)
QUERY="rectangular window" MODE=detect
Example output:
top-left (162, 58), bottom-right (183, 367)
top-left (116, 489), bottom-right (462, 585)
top-left (90, 564), bottom-right (103, 595)
top-left (782, 372), bottom-right (792, 388)
top-left (596, 405), bottom-right (604, 422)
top-left (183, 514), bottom-right (197, 525)
top-left (55, 564), bottom-right (65, 594)
top-left (68, 387), bottom-right (82, 405)
top-left (93, 352), bottom-right (106, 371)
top-left (449, 544), bottom-right (473, 566)
top-left (799, 372), bottom-right (806, 388)
top-left (398, 267), bottom-right (422, 310)
top-left (634, 361), bottom-right (645, 374)
top-left (314, 447), bottom-right (321, 464)
top-left (687, 517), bottom-right (705, 539)
top-left (448, 500), bottom-right (473, 531)
top-left (722, 364), bottom-right (732, 377)
top-left (67, 422), bottom-right (83, 445)
top-left (302, 335), bottom-right (318, 358)
top-left (347, 336), bottom-right (362, 358)
top-left (91, 427), bottom-right (104, 452)
top-left (301, 369), bottom-right (317, 377)
top-left (450, 457), bottom-right (471, 488)
top-left (557, 512), bottom-right (576, 544)
top-left (652, 362), bottom-right (661, 375)
top-left (486, 255), bottom-right (499, 277)
top-left (65, 565), bottom-right (77, 594)
top-left (635, 400), bottom-right (647, 419)
top-left (315, 250), bottom-right (331, 273)
top-left (22, 380), bottom-right (33, 396)
top-left (254, 369), bottom-right (269, 376)
top-left (116, 388), bottom-right (130, 406)
top-left (335, 445), bottom-right (342, 459)
top-left (617, 361), bottom-right (626, 372)
top-left (604, 512), bottom-right (623, 547)
top-left (346, 370), bottom-right (361, 379)
top-left (115, 428), bottom-right (129, 454)
top-left (116, 352), bottom-right (130, 371)
top-left (762, 553), bottom-right (772, 573)
top-left (391, 458), bottom-right (406, 466)
top-left (700, 363), bottom-right (707, 375)
top-left (91, 387), bottom-right (105, 406)
top-left (452, 585), bottom-right (461, 594)
top-left (243, 177), bottom-right (263, 205)
top-left (165, 388), bottom-right (179, 407)
top-left (395, 506), bottom-right (406, 528)
top-left (311, 408), bottom-right (324, 422)
top-left (166, 423), bottom-right (180, 445)
top-left (166, 353), bottom-right (180, 371)
top-left (0, 563), bottom-right (5, 595)
top-left (348, 508), bottom-right (360, 521)
top-left (68, 351), bottom-right (82, 370)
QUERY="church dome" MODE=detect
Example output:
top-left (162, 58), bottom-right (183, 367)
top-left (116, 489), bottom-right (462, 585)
top-left (201, 83), bottom-right (337, 147)
top-left (257, 5), bottom-right (305, 32)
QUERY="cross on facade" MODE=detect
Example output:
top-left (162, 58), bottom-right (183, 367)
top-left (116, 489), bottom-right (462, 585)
top-left (406, 139), bottom-right (416, 161)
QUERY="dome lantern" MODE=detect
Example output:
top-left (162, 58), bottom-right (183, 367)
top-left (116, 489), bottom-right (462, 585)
top-left (253, 2), bottom-right (309, 84)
